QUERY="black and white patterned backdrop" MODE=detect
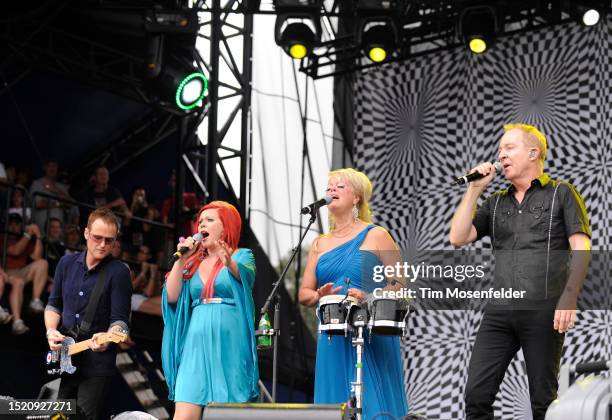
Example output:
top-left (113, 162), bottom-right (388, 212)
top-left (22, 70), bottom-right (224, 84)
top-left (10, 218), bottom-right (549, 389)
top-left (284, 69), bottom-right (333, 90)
top-left (353, 21), bottom-right (612, 419)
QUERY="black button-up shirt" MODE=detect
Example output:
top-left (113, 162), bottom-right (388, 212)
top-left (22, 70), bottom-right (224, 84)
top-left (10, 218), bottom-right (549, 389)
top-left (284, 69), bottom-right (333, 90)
top-left (473, 173), bottom-right (590, 299)
top-left (46, 251), bottom-right (132, 376)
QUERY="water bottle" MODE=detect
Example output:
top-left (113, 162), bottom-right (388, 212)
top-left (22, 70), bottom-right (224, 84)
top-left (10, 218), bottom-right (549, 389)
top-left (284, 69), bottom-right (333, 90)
top-left (257, 313), bottom-right (272, 349)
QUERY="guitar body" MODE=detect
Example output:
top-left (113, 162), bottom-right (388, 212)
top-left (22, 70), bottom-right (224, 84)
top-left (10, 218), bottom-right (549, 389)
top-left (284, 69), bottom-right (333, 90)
top-left (46, 337), bottom-right (77, 375)
top-left (45, 330), bottom-right (127, 375)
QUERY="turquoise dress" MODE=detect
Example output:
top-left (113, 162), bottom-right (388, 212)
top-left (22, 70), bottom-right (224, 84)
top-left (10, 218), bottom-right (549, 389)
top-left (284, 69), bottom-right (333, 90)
top-left (161, 248), bottom-right (259, 405)
top-left (314, 224), bottom-right (408, 419)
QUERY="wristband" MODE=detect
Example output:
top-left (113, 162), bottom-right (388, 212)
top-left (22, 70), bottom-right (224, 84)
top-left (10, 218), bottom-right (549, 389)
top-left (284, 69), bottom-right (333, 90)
top-left (23, 232), bottom-right (32, 240)
top-left (46, 328), bottom-right (58, 338)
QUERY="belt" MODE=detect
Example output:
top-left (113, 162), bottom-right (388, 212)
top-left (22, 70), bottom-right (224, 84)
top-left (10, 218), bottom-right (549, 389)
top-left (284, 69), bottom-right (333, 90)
top-left (191, 297), bottom-right (235, 307)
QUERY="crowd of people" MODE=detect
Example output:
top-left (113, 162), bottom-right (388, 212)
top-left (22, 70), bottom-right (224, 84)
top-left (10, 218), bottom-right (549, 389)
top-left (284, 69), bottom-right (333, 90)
top-left (0, 159), bottom-right (198, 335)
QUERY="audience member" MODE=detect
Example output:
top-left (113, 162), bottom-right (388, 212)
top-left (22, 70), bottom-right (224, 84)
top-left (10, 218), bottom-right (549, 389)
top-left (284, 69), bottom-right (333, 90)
top-left (63, 224), bottom-right (84, 255)
top-left (45, 217), bottom-right (66, 277)
top-left (122, 186), bottom-right (151, 258)
top-left (2, 213), bottom-right (49, 316)
top-left (8, 187), bottom-right (32, 223)
top-left (30, 159), bottom-right (78, 230)
top-left (0, 264), bottom-right (27, 334)
top-left (130, 245), bottom-right (161, 317)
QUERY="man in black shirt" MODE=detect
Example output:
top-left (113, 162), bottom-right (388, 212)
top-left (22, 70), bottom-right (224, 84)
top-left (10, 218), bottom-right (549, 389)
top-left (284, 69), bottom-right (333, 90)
top-left (449, 124), bottom-right (591, 420)
top-left (44, 208), bottom-right (131, 420)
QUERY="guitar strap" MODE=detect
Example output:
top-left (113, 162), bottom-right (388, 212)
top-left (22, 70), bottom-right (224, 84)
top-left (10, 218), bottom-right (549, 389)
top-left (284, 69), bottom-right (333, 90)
top-left (78, 263), bottom-right (108, 339)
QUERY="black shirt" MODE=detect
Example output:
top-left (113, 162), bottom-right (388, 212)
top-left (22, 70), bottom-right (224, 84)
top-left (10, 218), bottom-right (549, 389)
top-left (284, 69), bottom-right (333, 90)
top-left (473, 173), bottom-right (590, 299)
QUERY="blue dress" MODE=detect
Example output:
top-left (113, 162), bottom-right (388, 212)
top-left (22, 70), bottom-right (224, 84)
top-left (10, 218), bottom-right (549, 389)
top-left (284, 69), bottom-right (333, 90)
top-left (314, 224), bottom-right (408, 419)
top-left (161, 248), bottom-right (259, 405)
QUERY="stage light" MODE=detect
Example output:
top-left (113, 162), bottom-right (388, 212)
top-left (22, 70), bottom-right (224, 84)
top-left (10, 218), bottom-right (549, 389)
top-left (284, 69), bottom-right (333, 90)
top-left (581, 8), bottom-right (600, 25)
top-left (176, 72), bottom-right (207, 110)
top-left (273, 1), bottom-right (322, 59)
top-left (468, 38), bottom-right (487, 54)
top-left (274, 14), bottom-right (321, 60)
top-left (279, 22), bottom-right (316, 59)
top-left (458, 6), bottom-right (498, 55)
top-left (359, 20), bottom-right (399, 63)
top-left (158, 63), bottom-right (208, 111)
top-left (566, 1), bottom-right (604, 26)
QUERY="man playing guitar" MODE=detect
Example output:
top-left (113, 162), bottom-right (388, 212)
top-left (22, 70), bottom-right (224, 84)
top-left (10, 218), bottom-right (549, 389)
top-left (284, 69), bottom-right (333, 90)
top-left (44, 208), bottom-right (132, 420)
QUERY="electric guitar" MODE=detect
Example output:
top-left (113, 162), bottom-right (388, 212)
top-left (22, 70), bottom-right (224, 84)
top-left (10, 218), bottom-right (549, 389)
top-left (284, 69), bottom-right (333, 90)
top-left (46, 330), bottom-right (128, 375)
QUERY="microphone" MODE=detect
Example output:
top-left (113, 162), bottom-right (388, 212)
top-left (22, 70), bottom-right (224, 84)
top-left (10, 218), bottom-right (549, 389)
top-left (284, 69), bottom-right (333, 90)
top-left (170, 232), bottom-right (206, 263)
top-left (300, 196), bottom-right (332, 215)
top-left (452, 162), bottom-right (503, 185)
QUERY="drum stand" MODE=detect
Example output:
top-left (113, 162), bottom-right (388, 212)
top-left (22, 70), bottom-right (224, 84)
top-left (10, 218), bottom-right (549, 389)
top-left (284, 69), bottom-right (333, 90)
top-left (350, 325), bottom-right (364, 420)
top-left (349, 306), bottom-right (368, 420)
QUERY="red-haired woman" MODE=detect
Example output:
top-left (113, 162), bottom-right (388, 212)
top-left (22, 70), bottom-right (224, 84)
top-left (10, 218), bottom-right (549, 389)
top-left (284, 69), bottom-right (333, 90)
top-left (161, 201), bottom-right (259, 420)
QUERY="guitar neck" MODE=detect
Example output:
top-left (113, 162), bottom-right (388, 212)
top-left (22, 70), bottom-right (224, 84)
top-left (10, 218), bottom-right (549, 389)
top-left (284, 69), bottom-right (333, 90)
top-left (67, 333), bottom-right (117, 356)
top-left (68, 340), bottom-right (93, 356)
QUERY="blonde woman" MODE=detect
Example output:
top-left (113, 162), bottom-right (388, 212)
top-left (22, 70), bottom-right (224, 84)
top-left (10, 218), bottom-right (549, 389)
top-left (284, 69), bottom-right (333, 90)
top-left (299, 168), bottom-right (408, 419)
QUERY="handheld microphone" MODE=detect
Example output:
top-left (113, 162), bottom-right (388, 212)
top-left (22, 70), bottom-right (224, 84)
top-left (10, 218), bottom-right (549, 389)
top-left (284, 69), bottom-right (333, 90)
top-left (452, 162), bottom-right (503, 185)
top-left (170, 232), bottom-right (206, 263)
top-left (301, 196), bottom-right (333, 215)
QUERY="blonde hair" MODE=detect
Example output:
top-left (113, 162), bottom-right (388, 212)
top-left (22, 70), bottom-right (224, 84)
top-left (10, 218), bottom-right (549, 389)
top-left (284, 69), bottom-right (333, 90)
top-left (327, 168), bottom-right (373, 230)
top-left (503, 123), bottom-right (547, 162)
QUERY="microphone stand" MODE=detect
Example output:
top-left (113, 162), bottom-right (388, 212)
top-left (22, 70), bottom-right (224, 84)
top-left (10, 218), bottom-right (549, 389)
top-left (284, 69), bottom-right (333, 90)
top-left (256, 207), bottom-right (319, 403)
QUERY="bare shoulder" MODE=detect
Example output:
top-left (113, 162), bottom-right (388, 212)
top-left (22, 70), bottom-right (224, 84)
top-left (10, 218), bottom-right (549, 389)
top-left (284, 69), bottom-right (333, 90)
top-left (311, 234), bottom-right (330, 254)
top-left (364, 226), bottom-right (397, 250)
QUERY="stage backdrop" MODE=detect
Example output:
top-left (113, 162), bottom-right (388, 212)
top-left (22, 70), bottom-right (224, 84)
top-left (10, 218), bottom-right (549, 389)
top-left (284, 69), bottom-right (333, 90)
top-left (353, 20), bottom-right (612, 419)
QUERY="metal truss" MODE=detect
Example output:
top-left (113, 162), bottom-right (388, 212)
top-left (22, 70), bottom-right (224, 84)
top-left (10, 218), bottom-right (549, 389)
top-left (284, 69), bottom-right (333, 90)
top-left (180, 0), bottom-right (253, 224)
top-left (298, 0), bottom-right (585, 79)
top-left (0, 1), bottom-right (252, 222)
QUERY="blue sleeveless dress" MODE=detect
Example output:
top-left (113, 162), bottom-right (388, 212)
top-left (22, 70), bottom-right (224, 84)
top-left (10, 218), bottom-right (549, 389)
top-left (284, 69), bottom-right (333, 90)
top-left (314, 224), bottom-right (408, 419)
top-left (161, 248), bottom-right (259, 405)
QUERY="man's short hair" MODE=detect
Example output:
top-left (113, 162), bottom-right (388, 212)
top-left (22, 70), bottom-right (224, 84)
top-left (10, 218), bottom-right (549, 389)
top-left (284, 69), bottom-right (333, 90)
top-left (503, 123), bottom-right (547, 162)
top-left (87, 208), bottom-right (119, 233)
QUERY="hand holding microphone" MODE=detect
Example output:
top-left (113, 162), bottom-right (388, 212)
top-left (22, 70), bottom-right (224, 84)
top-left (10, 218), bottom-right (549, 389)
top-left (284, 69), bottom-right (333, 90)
top-left (170, 232), bottom-right (207, 264)
top-left (452, 162), bottom-right (502, 187)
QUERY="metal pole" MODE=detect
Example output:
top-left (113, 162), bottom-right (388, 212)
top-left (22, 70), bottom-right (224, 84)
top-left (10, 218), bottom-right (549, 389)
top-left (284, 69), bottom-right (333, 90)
top-left (206, 0), bottom-right (221, 200)
top-left (272, 298), bottom-right (280, 402)
top-left (240, 11), bottom-right (254, 224)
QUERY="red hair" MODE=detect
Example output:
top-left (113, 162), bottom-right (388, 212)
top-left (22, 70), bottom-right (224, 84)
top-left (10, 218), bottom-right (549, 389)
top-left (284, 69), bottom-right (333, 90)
top-left (181, 201), bottom-right (242, 299)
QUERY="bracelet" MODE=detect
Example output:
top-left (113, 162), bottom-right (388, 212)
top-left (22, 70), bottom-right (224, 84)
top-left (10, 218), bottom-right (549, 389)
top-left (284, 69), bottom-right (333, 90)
top-left (23, 232), bottom-right (32, 240)
top-left (46, 328), bottom-right (58, 338)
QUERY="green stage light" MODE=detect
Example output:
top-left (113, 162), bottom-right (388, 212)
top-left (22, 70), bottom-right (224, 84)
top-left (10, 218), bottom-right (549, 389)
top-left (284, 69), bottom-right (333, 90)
top-left (175, 72), bottom-right (208, 110)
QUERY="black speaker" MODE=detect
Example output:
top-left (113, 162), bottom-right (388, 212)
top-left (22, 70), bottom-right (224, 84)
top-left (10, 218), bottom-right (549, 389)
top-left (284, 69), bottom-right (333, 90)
top-left (203, 403), bottom-right (348, 420)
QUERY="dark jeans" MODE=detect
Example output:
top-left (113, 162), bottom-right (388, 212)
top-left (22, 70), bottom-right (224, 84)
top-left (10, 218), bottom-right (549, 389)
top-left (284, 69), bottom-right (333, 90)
top-left (57, 374), bottom-right (110, 420)
top-left (465, 304), bottom-right (564, 420)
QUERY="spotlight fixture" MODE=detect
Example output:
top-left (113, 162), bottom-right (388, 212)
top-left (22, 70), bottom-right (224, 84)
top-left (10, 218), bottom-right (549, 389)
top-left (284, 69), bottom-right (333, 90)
top-left (360, 22), bottom-right (398, 63)
top-left (279, 21), bottom-right (316, 59)
top-left (570, 1), bottom-right (603, 26)
top-left (275, 15), bottom-right (321, 59)
top-left (562, 0), bottom-right (605, 26)
top-left (158, 62), bottom-right (208, 111)
top-left (273, 0), bottom-right (322, 60)
top-left (457, 6), bottom-right (499, 54)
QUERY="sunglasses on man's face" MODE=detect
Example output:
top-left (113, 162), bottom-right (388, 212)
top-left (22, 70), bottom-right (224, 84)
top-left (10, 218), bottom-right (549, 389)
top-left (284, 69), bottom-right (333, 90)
top-left (89, 234), bottom-right (116, 245)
